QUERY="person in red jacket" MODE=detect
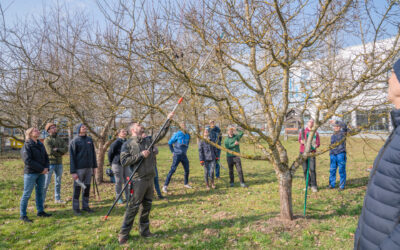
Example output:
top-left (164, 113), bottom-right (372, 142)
top-left (298, 119), bottom-right (320, 192)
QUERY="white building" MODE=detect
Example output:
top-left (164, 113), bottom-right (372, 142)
top-left (289, 37), bottom-right (397, 132)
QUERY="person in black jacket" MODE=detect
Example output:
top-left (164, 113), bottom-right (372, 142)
top-left (108, 128), bottom-right (129, 204)
top-left (354, 59), bottom-right (400, 249)
top-left (199, 129), bottom-right (218, 189)
top-left (69, 123), bottom-right (97, 215)
top-left (20, 127), bottom-right (52, 223)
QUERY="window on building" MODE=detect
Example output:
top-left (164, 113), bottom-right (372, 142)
top-left (356, 109), bottom-right (389, 131)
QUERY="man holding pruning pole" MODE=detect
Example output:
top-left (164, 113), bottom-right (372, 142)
top-left (118, 112), bottom-right (174, 244)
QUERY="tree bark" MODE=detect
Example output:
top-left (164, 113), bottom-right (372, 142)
top-left (278, 170), bottom-right (293, 220)
top-left (96, 140), bottom-right (106, 183)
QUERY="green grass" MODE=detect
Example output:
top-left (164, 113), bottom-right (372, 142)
top-left (0, 136), bottom-right (384, 249)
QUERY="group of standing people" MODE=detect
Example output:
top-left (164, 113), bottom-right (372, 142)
top-left (20, 122), bottom-right (97, 222)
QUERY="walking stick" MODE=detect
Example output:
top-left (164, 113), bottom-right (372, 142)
top-left (92, 169), bottom-right (101, 200)
top-left (303, 158), bottom-right (310, 216)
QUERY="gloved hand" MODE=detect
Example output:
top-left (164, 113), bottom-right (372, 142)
top-left (200, 161), bottom-right (204, 166)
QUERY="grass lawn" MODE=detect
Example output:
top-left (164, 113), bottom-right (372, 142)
top-left (0, 136), bottom-right (384, 249)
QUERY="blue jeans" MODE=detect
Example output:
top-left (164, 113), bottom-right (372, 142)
top-left (204, 160), bottom-right (216, 183)
top-left (215, 161), bottom-right (220, 178)
top-left (164, 153), bottom-right (190, 186)
top-left (329, 152), bottom-right (347, 189)
top-left (44, 164), bottom-right (63, 201)
top-left (20, 173), bottom-right (45, 217)
top-left (154, 165), bottom-right (162, 197)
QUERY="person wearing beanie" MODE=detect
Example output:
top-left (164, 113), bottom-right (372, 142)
top-left (69, 123), bottom-right (97, 215)
top-left (354, 59), bottom-right (400, 249)
top-left (20, 127), bottom-right (52, 223)
top-left (328, 120), bottom-right (348, 190)
top-left (43, 123), bottom-right (68, 204)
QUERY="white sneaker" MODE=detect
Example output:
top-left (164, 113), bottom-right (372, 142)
top-left (311, 187), bottom-right (318, 193)
top-left (162, 186), bottom-right (168, 193)
top-left (55, 200), bottom-right (66, 204)
top-left (184, 184), bottom-right (192, 189)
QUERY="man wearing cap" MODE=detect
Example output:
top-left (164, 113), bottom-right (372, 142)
top-left (328, 120), bottom-right (348, 190)
top-left (69, 123), bottom-right (97, 215)
top-left (354, 59), bottom-right (400, 249)
top-left (224, 126), bottom-right (247, 187)
top-left (43, 123), bottom-right (68, 204)
top-left (208, 120), bottom-right (222, 179)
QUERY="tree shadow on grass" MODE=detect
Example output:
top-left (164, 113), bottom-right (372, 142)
top-left (122, 212), bottom-right (277, 243)
top-left (318, 176), bottom-right (369, 191)
top-left (305, 202), bottom-right (363, 220)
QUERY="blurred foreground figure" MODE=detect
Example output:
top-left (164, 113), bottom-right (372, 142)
top-left (354, 59), bottom-right (400, 249)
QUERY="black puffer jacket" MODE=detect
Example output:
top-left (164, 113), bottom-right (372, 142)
top-left (354, 109), bottom-right (400, 249)
top-left (21, 139), bottom-right (49, 174)
top-left (108, 138), bottom-right (126, 165)
top-left (69, 124), bottom-right (97, 174)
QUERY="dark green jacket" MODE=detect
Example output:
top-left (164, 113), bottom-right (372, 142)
top-left (44, 134), bottom-right (68, 165)
top-left (224, 130), bottom-right (244, 157)
top-left (120, 121), bottom-right (170, 180)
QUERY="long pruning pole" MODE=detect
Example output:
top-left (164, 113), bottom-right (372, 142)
top-left (103, 34), bottom-right (224, 221)
top-left (103, 99), bottom-right (182, 220)
top-left (303, 158), bottom-right (310, 216)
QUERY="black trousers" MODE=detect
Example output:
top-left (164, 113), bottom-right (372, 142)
top-left (302, 156), bottom-right (317, 187)
top-left (119, 178), bottom-right (154, 238)
top-left (227, 156), bottom-right (245, 184)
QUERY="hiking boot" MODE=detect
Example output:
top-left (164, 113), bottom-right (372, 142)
top-left (339, 187), bottom-right (345, 192)
top-left (184, 184), bottom-right (192, 189)
top-left (73, 209), bottom-right (82, 216)
top-left (311, 186), bottom-right (318, 193)
top-left (162, 186), bottom-right (168, 193)
top-left (240, 183), bottom-right (248, 188)
top-left (230, 183), bottom-right (234, 187)
top-left (118, 235), bottom-right (128, 245)
top-left (157, 195), bottom-right (165, 199)
top-left (82, 207), bottom-right (94, 213)
top-left (211, 184), bottom-right (216, 189)
top-left (37, 211), bottom-right (52, 217)
top-left (55, 200), bottom-right (66, 204)
top-left (20, 216), bottom-right (33, 223)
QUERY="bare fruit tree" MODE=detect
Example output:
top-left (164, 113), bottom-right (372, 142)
top-left (138, 0), bottom-right (400, 220)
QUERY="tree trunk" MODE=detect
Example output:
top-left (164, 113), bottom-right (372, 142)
top-left (96, 141), bottom-right (106, 183)
top-left (278, 170), bottom-right (293, 220)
